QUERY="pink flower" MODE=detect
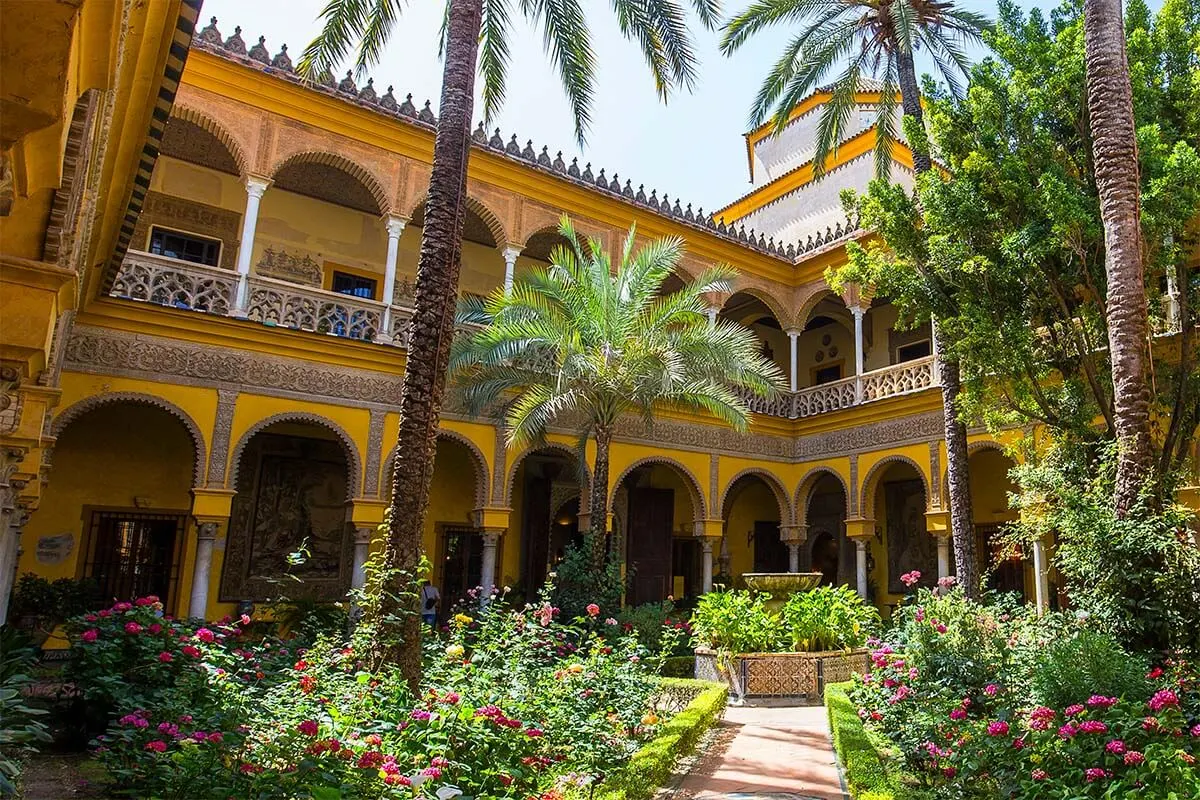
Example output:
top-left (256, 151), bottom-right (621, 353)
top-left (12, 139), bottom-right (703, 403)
top-left (1084, 768), bottom-right (1110, 783)
top-left (297, 720), bottom-right (319, 737)
top-left (1105, 740), bottom-right (1126, 755)
top-left (586, 603), bottom-right (600, 617)
top-left (525, 728), bottom-right (544, 737)
top-left (114, 602), bottom-right (132, 612)
top-left (1079, 720), bottom-right (1108, 734)
top-left (1148, 689), bottom-right (1179, 711)
top-left (986, 720), bottom-right (1009, 737)
top-left (937, 576), bottom-right (957, 589)
top-left (950, 708), bottom-right (967, 721)
top-left (935, 623), bottom-right (948, 634)
top-left (240, 614), bottom-right (251, 626)
top-left (144, 740), bottom-right (167, 753)
top-left (1064, 704), bottom-right (1085, 717)
top-left (1191, 724), bottom-right (1200, 737)
top-left (181, 645), bottom-right (201, 658)
top-left (1124, 751), bottom-right (1145, 766)
top-left (900, 570), bottom-right (921, 587)
top-left (422, 766), bottom-right (443, 779)
top-left (81, 629), bottom-right (99, 643)
top-left (1146, 667), bottom-right (1164, 680)
top-left (124, 622), bottom-right (142, 635)
top-left (1087, 695), bottom-right (1117, 709)
top-left (984, 684), bottom-right (998, 697)
top-left (195, 628), bottom-right (215, 643)
top-left (1057, 722), bottom-right (1079, 739)
top-left (158, 652), bottom-right (173, 663)
top-left (430, 756), bottom-right (449, 768)
top-left (148, 623), bottom-right (162, 634)
top-left (1031, 769), bottom-right (1048, 781)
top-left (604, 617), bottom-right (618, 625)
top-left (941, 766), bottom-right (956, 778)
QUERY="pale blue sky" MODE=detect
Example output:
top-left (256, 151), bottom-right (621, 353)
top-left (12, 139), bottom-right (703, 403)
top-left (195, 1), bottom-right (1140, 212)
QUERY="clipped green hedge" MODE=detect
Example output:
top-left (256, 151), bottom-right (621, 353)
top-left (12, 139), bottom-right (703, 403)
top-left (588, 678), bottom-right (727, 800)
top-left (825, 682), bottom-right (933, 800)
top-left (659, 655), bottom-right (694, 678)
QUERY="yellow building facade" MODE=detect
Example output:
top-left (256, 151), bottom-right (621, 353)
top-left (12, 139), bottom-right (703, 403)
top-left (3, 17), bottom-right (1195, 629)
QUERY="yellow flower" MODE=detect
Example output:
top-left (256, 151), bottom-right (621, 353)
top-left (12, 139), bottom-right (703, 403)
top-left (568, 663), bottom-right (584, 674)
top-left (445, 643), bottom-right (465, 659)
top-left (641, 713), bottom-right (659, 726)
top-left (453, 613), bottom-right (473, 626)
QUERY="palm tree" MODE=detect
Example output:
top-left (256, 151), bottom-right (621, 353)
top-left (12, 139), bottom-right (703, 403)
top-left (1083, 0), bottom-right (1153, 516)
top-left (451, 216), bottom-right (785, 569)
top-left (299, 0), bottom-right (719, 686)
top-left (720, 0), bottom-right (990, 597)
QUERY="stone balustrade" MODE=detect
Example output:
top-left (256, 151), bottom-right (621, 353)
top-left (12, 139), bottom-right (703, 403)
top-left (111, 250), bottom-right (941, 418)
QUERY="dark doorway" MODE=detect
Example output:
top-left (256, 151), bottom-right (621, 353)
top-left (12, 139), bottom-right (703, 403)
top-left (810, 531), bottom-right (840, 586)
top-left (752, 520), bottom-right (788, 573)
top-left (672, 538), bottom-right (701, 600)
top-left (441, 526), bottom-right (483, 614)
top-left (626, 487), bottom-right (674, 605)
top-left (978, 523), bottom-right (1025, 600)
top-left (83, 510), bottom-right (185, 607)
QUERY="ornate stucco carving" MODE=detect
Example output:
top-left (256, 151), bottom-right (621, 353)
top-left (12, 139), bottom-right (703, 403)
top-left (206, 389), bottom-right (238, 488)
top-left (364, 409), bottom-right (386, 497)
top-left (254, 246), bottom-right (322, 286)
top-left (130, 191), bottom-right (243, 269)
top-left (608, 456), bottom-right (707, 521)
top-left (226, 411), bottom-right (363, 495)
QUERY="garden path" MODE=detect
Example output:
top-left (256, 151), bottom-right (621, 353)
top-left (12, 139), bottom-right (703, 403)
top-left (671, 705), bottom-right (846, 800)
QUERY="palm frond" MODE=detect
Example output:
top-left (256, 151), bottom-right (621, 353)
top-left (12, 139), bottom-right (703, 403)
top-left (298, 0), bottom-right (372, 79)
top-left (479, 0), bottom-right (515, 124)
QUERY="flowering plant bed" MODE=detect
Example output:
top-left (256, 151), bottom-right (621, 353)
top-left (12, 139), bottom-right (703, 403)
top-left (61, 591), bottom-right (685, 799)
top-left (846, 583), bottom-right (1200, 799)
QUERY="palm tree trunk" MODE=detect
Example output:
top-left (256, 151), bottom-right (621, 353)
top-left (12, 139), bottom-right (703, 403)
top-left (377, 0), bottom-right (484, 690)
top-left (588, 427), bottom-right (612, 568)
top-left (1083, 0), bottom-right (1153, 516)
top-left (898, 51), bottom-right (979, 597)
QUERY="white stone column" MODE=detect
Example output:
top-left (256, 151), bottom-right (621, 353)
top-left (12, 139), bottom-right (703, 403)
top-left (1032, 538), bottom-right (1048, 615)
top-left (479, 530), bottom-right (501, 601)
top-left (851, 305), bottom-right (865, 402)
top-left (787, 329), bottom-right (800, 391)
top-left (502, 246), bottom-right (522, 294)
top-left (0, 502), bottom-right (28, 628)
top-left (706, 305), bottom-right (719, 328)
top-left (1165, 268), bottom-right (1182, 333)
top-left (854, 539), bottom-right (869, 600)
top-left (351, 527), bottom-right (371, 590)
top-left (701, 539), bottom-right (714, 593)
top-left (232, 176), bottom-right (270, 317)
top-left (937, 535), bottom-right (951, 580)
top-left (188, 522), bottom-right (218, 619)
top-left (377, 216), bottom-right (406, 343)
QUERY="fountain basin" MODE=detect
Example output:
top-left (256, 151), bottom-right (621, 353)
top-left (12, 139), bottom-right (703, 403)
top-left (742, 572), bottom-right (823, 611)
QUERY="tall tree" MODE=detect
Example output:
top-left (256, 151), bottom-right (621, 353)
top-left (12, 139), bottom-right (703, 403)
top-left (1083, 0), bottom-right (1154, 515)
top-left (300, 0), bottom-right (720, 687)
top-left (721, 0), bottom-right (991, 596)
top-left (451, 217), bottom-right (784, 569)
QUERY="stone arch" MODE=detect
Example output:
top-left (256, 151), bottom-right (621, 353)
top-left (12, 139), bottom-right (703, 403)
top-left (942, 440), bottom-right (1018, 512)
top-left (169, 103), bottom-right (251, 176)
top-left (504, 442), bottom-right (591, 508)
top-left (796, 286), bottom-right (842, 328)
top-left (719, 468), bottom-right (793, 525)
top-left (721, 285), bottom-right (790, 329)
top-left (227, 412), bottom-right (362, 496)
top-left (860, 454), bottom-right (931, 520)
top-left (271, 150), bottom-right (391, 215)
top-left (383, 429), bottom-right (490, 509)
top-left (410, 192), bottom-right (509, 249)
top-left (609, 456), bottom-right (707, 522)
top-left (52, 392), bottom-right (207, 486)
top-left (794, 465), bottom-right (851, 522)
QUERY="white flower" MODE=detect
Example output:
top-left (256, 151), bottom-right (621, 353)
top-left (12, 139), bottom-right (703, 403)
top-left (436, 787), bottom-right (463, 799)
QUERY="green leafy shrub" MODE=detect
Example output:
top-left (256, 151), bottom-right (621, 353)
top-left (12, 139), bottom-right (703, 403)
top-left (781, 585), bottom-right (879, 652)
top-left (588, 679), bottom-right (727, 800)
top-left (550, 534), bottom-right (624, 620)
top-left (1024, 630), bottom-right (1150, 711)
top-left (825, 682), bottom-right (933, 800)
top-left (0, 628), bottom-right (51, 796)
top-left (616, 599), bottom-right (692, 659)
top-left (689, 589), bottom-right (785, 654)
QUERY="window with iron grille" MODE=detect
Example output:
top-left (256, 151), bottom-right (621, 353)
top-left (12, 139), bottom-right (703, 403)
top-left (148, 226), bottom-right (221, 266)
top-left (81, 510), bottom-right (185, 607)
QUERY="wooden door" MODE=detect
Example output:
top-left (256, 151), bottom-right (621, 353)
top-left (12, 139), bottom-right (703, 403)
top-left (627, 487), bottom-right (673, 605)
top-left (521, 476), bottom-right (551, 601)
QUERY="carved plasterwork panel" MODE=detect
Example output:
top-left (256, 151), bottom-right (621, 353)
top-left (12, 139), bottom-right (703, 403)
top-left (255, 246), bottom-right (322, 286)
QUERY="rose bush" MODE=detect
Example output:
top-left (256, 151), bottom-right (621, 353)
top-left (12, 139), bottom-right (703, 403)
top-left (848, 587), bottom-right (1200, 798)
top-left (67, 591), bottom-right (671, 799)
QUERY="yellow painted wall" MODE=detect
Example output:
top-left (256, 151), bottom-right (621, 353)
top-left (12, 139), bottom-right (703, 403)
top-left (723, 480), bottom-right (781, 578)
top-left (18, 404), bottom-right (195, 604)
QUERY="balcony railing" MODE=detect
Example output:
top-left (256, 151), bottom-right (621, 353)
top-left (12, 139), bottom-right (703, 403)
top-left (110, 251), bottom-right (941, 420)
top-left (738, 356), bottom-right (939, 420)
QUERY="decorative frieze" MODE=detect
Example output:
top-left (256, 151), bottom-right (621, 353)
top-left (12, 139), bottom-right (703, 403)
top-left (255, 246), bottom-right (322, 286)
top-left (130, 191), bottom-right (242, 269)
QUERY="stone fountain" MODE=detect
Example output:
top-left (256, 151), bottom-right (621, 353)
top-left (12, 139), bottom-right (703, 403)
top-left (741, 572), bottom-right (824, 612)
